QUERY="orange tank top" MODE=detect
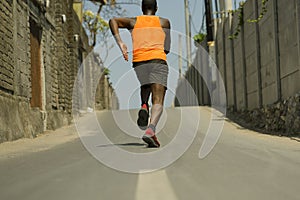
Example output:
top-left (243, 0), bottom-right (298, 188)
top-left (132, 15), bottom-right (167, 62)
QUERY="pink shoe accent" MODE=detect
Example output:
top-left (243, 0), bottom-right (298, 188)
top-left (142, 129), bottom-right (160, 148)
top-left (145, 127), bottom-right (155, 137)
top-left (141, 103), bottom-right (148, 110)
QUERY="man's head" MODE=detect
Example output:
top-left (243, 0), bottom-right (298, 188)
top-left (142, 0), bottom-right (157, 14)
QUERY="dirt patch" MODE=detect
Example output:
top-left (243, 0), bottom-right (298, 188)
top-left (0, 125), bottom-right (79, 160)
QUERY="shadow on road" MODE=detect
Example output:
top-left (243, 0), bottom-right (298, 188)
top-left (96, 143), bottom-right (146, 148)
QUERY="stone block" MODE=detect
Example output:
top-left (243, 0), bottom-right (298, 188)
top-left (236, 78), bottom-right (246, 110)
top-left (277, 0), bottom-right (297, 28)
top-left (234, 59), bottom-right (243, 79)
top-left (259, 24), bottom-right (275, 66)
top-left (247, 71), bottom-right (259, 93)
top-left (245, 53), bottom-right (257, 75)
top-left (261, 60), bottom-right (276, 87)
top-left (247, 91), bottom-right (259, 109)
top-left (244, 32), bottom-right (257, 62)
top-left (46, 110), bottom-right (70, 130)
top-left (233, 40), bottom-right (242, 62)
top-left (280, 46), bottom-right (299, 78)
top-left (243, 0), bottom-right (255, 19)
top-left (262, 82), bottom-right (277, 105)
top-left (281, 70), bottom-right (300, 99)
top-left (0, 92), bottom-right (44, 143)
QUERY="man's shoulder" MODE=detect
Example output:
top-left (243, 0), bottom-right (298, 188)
top-left (159, 17), bottom-right (170, 22)
top-left (125, 17), bottom-right (137, 29)
top-left (159, 17), bottom-right (170, 28)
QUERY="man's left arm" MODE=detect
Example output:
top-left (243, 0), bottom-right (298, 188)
top-left (161, 19), bottom-right (171, 55)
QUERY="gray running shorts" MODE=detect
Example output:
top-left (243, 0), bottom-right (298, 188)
top-left (133, 59), bottom-right (169, 88)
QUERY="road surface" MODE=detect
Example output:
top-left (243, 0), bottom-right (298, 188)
top-left (0, 107), bottom-right (299, 200)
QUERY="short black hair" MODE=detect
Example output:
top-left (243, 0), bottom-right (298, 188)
top-left (142, 0), bottom-right (157, 11)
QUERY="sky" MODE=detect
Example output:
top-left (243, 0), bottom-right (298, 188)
top-left (82, 0), bottom-right (243, 110)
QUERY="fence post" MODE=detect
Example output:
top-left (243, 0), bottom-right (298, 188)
top-left (230, 14), bottom-right (237, 111)
top-left (222, 20), bottom-right (228, 105)
top-left (254, 0), bottom-right (263, 108)
top-left (204, 39), bottom-right (211, 105)
top-left (241, 10), bottom-right (248, 109)
top-left (214, 20), bottom-right (220, 107)
top-left (296, 0), bottom-right (300, 80)
top-left (272, 0), bottom-right (281, 102)
top-left (198, 50), bottom-right (204, 105)
top-left (194, 50), bottom-right (200, 106)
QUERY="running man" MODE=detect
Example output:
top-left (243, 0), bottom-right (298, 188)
top-left (109, 0), bottom-right (171, 147)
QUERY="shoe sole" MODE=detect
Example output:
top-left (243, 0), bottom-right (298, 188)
top-left (137, 109), bottom-right (149, 130)
top-left (142, 135), bottom-right (160, 148)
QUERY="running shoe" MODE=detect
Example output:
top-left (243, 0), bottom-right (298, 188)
top-left (142, 128), bottom-right (160, 148)
top-left (137, 103), bottom-right (149, 130)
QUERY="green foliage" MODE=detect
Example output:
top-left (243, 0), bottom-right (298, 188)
top-left (229, 0), bottom-right (269, 40)
top-left (229, 2), bottom-right (245, 40)
top-left (193, 33), bottom-right (207, 44)
top-left (247, 0), bottom-right (269, 23)
top-left (83, 10), bottom-right (109, 34)
top-left (83, 0), bottom-right (126, 47)
top-left (103, 67), bottom-right (110, 76)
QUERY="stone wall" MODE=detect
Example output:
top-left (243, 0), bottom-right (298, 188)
top-left (0, 0), bottom-right (119, 143)
top-left (95, 74), bottom-right (119, 110)
top-left (214, 0), bottom-right (300, 135)
top-left (176, 0), bottom-right (300, 135)
top-left (0, 0), bottom-right (91, 143)
top-left (214, 0), bottom-right (300, 110)
top-left (0, 0), bottom-right (45, 142)
top-left (228, 92), bottom-right (300, 136)
top-left (74, 53), bottom-right (119, 112)
top-left (0, 0), bottom-right (14, 94)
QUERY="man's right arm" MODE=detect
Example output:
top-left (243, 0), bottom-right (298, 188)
top-left (160, 18), bottom-right (171, 55)
top-left (109, 18), bottom-right (135, 61)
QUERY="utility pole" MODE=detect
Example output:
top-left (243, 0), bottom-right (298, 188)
top-left (178, 35), bottom-right (183, 79)
top-left (184, 0), bottom-right (192, 67)
top-left (215, 0), bottom-right (219, 18)
top-left (219, 0), bottom-right (233, 14)
top-left (204, 0), bottom-right (213, 42)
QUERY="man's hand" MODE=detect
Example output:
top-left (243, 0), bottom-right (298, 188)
top-left (109, 17), bottom-right (135, 62)
top-left (119, 42), bottom-right (128, 61)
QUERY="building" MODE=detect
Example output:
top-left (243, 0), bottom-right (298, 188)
top-left (0, 0), bottom-right (117, 143)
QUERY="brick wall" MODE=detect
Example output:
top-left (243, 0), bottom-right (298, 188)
top-left (46, 0), bottom-right (92, 129)
top-left (0, 0), bottom-right (89, 142)
top-left (0, 0), bottom-right (14, 94)
top-left (0, 0), bottom-right (45, 142)
top-left (0, 0), bottom-right (118, 143)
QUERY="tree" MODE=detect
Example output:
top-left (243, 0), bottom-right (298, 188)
top-left (83, 0), bottom-right (123, 47)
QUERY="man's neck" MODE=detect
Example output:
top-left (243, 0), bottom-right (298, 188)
top-left (143, 10), bottom-right (156, 15)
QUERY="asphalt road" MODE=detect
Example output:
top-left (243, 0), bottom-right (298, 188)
top-left (0, 107), bottom-right (299, 200)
